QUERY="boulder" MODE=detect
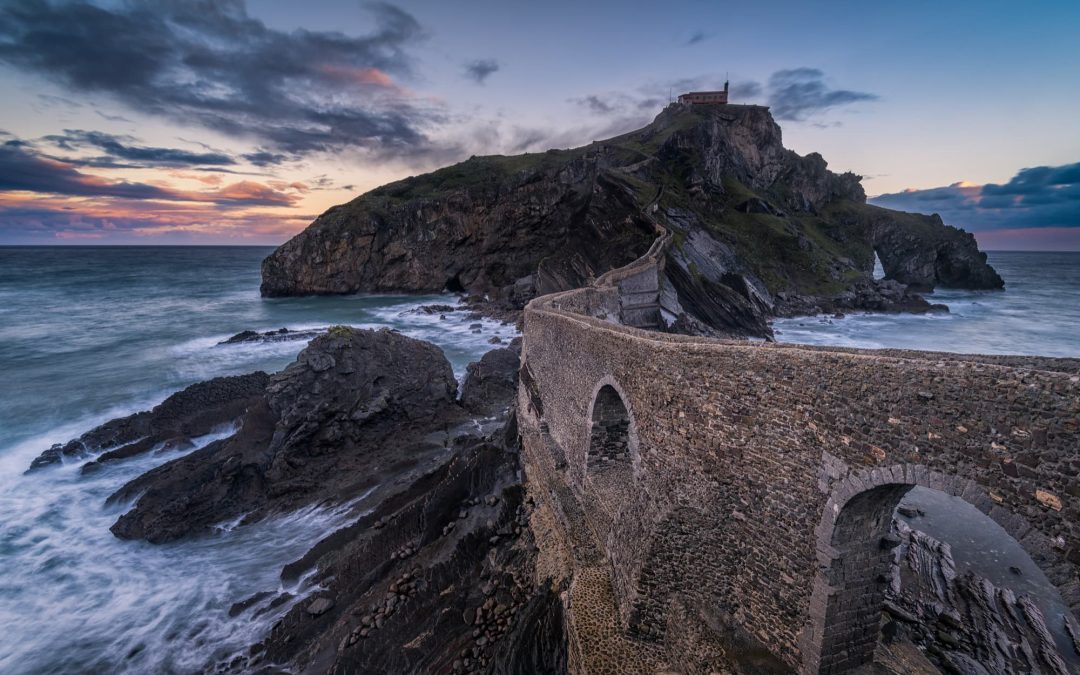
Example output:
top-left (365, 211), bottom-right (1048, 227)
top-left (460, 341), bottom-right (521, 415)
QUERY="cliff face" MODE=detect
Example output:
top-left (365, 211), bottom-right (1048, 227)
top-left (260, 153), bottom-right (656, 300)
top-left (262, 104), bottom-right (1002, 336)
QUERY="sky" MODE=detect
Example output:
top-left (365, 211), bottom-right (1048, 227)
top-left (0, 0), bottom-right (1078, 249)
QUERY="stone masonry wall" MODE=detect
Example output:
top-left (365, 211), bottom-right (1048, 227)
top-left (518, 281), bottom-right (1080, 673)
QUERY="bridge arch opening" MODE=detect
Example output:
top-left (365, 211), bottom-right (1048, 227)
top-left (808, 473), bottom-right (1079, 675)
top-left (588, 384), bottom-right (633, 471)
top-left (582, 380), bottom-right (639, 538)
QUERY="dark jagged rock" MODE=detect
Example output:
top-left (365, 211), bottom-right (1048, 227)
top-left (826, 200), bottom-right (1005, 291)
top-left (461, 341), bottom-right (522, 415)
top-left (192, 332), bottom-right (568, 674)
top-left (217, 327), bottom-right (324, 345)
top-left (106, 327), bottom-right (463, 543)
top-left (27, 372), bottom-right (268, 472)
top-left (261, 103), bottom-right (1002, 337)
top-left (879, 519), bottom-right (1076, 674)
top-left (773, 278), bottom-right (948, 318)
top-left (237, 433), bottom-right (570, 675)
top-left (414, 303), bottom-right (460, 315)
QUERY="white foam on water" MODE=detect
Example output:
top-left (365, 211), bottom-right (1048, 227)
top-left (0, 425), bottom-right (371, 674)
top-left (0, 291), bottom-right (518, 674)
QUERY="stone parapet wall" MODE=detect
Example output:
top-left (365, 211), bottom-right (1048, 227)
top-left (519, 257), bottom-right (1080, 672)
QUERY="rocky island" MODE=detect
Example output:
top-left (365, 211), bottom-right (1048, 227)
top-left (261, 103), bottom-right (1003, 336)
top-left (30, 101), bottom-right (1080, 675)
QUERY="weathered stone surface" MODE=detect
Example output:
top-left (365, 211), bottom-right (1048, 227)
top-left (1037, 489), bottom-right (1064, 512)
top-left (305, 597), bottom-right (334, 616)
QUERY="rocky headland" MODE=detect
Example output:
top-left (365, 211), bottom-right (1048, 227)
top-left (261, 103), bottom-right (1002, 337)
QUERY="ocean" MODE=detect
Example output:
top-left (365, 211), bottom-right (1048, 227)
top-left (773, 251), bottom-right (1080, 357)
top-left (0, 247), bottom-right (1076, 672)
top-left (0, 246), bottom-right (518, 674)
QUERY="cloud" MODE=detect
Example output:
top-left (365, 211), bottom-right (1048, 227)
top-left (869, 162), bottom-right (1080, 233)
top-left (42, 129), bottom-right (236, 167)
top-left (95, 110), bottom-right (133, 123)
top-left (243, 150), bottom-right (291, 167)
top-left (464, 59), bottom-right (499, 84)
top-left (685, 31), bottom-right (707, 45)
top-left (572, 95), bottom-right (616, 115)
top-left (0, 194), bottom-right (312, 244)
top-left (766, 68), bottom-right (877, 121)
top-left (1, 143), bottom-right (189, 200)
top-left (0, 0), bottom-right (444, 159)
top-left (0, 143), bottom-right (297, 206)
top-left (36, 94), bottom-right (82, 109)
top-left (731, 80), bottom-right (762, 99)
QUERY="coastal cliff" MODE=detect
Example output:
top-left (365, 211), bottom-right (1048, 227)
top-left (261, 103), bottom-right (1002, 336)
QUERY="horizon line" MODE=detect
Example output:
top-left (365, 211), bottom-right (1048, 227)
top-left (1, 243), bottom-right (1078, 254)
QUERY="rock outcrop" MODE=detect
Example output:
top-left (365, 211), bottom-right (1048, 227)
top-left (261, 103), bottom-right (1003, 337)
top-left (880, 520), bottom-right (1076, 674)
top-left (106, 327), bottom-right (465, 543)
top-left (461, 337), bottom-right (523, 415)
top-left (63, 327), bottom-right (556, 672)
top-left (27, 372), bottom-right (268, 472)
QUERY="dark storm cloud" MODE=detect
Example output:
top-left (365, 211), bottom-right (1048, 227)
top-left (42, 130), bottom-right (237, 167)
top-left (731, 80), bottom-right (762, 99)
top-left (36, 94), bottom-right (82, 109)
top-left (0, 143), bottom-right (185, 199)
top-left (464, 59), bottom-right (500, 84)
top-left (766, 68), bottom-right (877, 121)
top-left (0, 143), bottom-right (297, 206)
top-left (869, 162), bottom-right (1080, 231)
top-left (0, 0), bottom-right (443, 158)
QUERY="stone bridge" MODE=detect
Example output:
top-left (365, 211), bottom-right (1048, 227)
top-left (516, 237), bottom-right (1080, 674)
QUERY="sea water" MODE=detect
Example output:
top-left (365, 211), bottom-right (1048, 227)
top-left (773, 251), bottom-right (1080, 358)
top-left (0, 246), bottom-right (517, 673)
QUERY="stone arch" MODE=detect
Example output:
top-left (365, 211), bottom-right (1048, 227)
top-left (580, 376), bottom-right (641, 546)
top-left (802, 464), bottom-right (1078, 675)
top-left (582, 376), bottom-right (640, 484)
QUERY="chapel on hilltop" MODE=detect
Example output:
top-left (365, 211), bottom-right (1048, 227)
top-left (677, 80), bottom-right (729, 105)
